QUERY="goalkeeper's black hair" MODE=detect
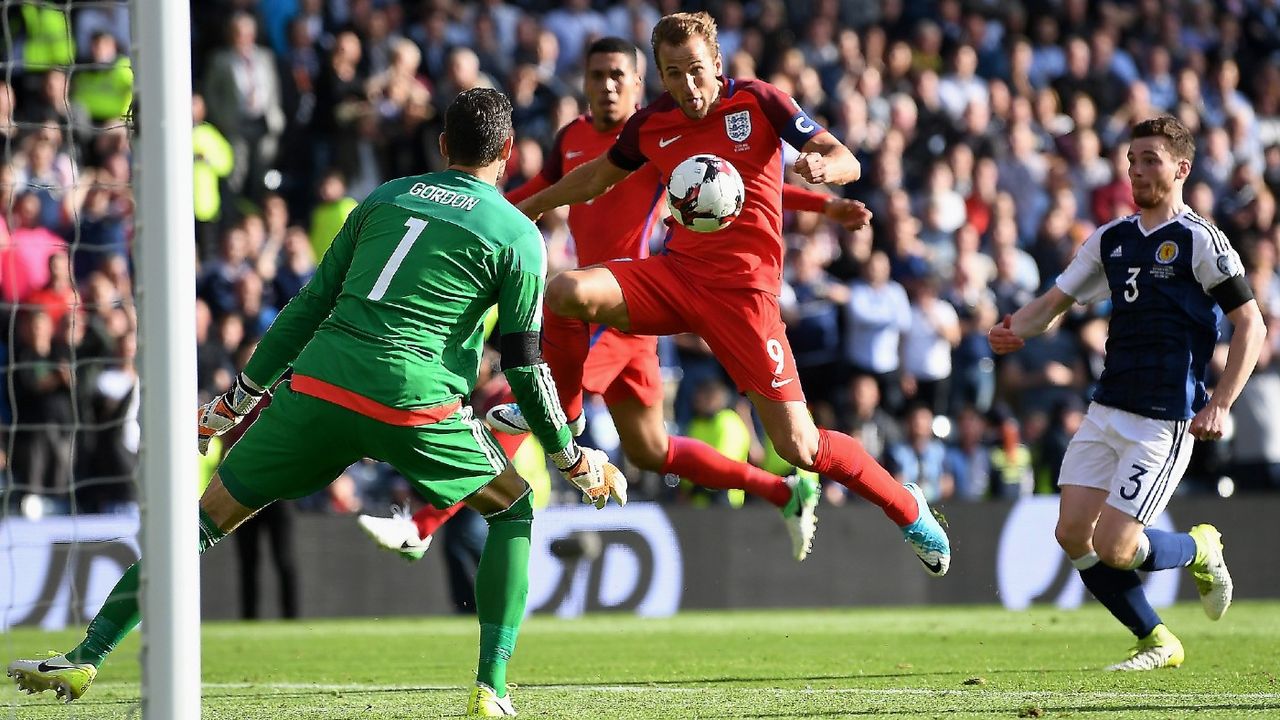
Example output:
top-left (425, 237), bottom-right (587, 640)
top-left (443, 88), bottom-right (513, 168)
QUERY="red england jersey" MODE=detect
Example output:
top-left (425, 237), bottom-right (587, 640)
top-left (607, 77), bottom-right (825, 294)
top-left (507, 114), bottom-right (665, 267)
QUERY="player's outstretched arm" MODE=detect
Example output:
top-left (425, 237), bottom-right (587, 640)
top-left (793, 132), bottom-right (860, 186)
top-left (516, 155), bottom-right (631, 222)
top-left (1190, 299), bottom-right (1265, 440)
top-left (196, 201), bottom-right (363, 454)
top-left (503, 173), bottom-right (551, 206)
top-left (987, 286), bottom-right (1077, 355)
top-left (781, 184), bottom-right (873, 230)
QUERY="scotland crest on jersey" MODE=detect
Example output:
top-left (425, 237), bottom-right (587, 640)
top-left (725, 110), bottom-right (751, 142)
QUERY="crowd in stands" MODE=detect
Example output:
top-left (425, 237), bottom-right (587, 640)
top-left (4, 0), bottom-right (1280, 518)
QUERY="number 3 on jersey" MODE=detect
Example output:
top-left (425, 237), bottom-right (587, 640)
top-left (1123, 266), bottom-right (1140, 303)
top-left (369, 217), bottom-right (429, 301)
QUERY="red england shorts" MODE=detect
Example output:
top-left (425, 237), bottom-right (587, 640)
top-left (583, 327), bottom-right (662, 407)
top-left (604, 255), bottom-right (804, 403)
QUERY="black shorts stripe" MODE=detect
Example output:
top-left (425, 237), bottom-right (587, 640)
top-left (1135, 420), bottom-right (1179, 521)
top-left (1138, 420), bottom-right (1187, 524)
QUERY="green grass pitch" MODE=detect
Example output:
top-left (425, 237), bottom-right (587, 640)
top-left (5, 602), bottom-right (1279, 719)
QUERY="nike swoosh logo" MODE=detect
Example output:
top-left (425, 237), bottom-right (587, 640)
top-left (565, 150), bottom-right (584, 158)
top-left (36, 660), bottom-right (78, 673)
top-left (658, 135), bottom-right (682, 148)
top-left (770, 378), bottom-right (794, 388)
top-left (918, 556), bottom-right (944, 574)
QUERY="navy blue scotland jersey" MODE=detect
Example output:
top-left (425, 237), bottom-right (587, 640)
top-left (1055, 211), bottom-right (1246, 420)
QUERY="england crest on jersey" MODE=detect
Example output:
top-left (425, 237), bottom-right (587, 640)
top-left (725, 110), bottom-right (751, 142)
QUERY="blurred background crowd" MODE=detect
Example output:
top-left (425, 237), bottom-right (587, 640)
top-left (5, 0), bottom-right (1280, 521)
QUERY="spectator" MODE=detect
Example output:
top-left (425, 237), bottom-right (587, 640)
top-left (1035, 397), bottom-right (1085, 494)
top-left (24, 252), bottom-right (76, 328)
top-left (11, 310), bottom-right (75, 515)
top-left (274, 226), bottom-right (317, 304)
top-left (308, 170), bottom-right (358, 261)
top-left (990, 412), bottom-right (1036, 498)
top-left (901, 275), bottom-right (961, 416)
top-left (946, 405), bottom-right (993, 500)
top-left (680, 378), bottom-right (752, 508)
top-left (70, 31), bottom-right (133, 124)
top-left (195, 298), bottom-right (233, 402)
top-left (192, 93), bottom-right (235, 259)
top-left (541, 0), bottom-right (607, 75)
top-left (1, 192), bottom-right (66, 304)
top-left (938, 45), bottom-right (987, 121)
top-left (313, 31), bottom-right (370, 186)
top-left (845, 250), bottom-right (911, 415)
top-left (80, 330), bottom-right (139, 514)
top-left (14, 136), bottom-right (76, 230)
top-left (888, 404), bottom-right (953, 503)
top-left (204, 12), bottom-right (285, 200)
top-left (199, 227), bottom-right (253, 318)
top-left (781, 242), bottom-right (848, 424)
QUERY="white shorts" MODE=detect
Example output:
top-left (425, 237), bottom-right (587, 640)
top-left (1058, 402), bottom-right (1193, 525)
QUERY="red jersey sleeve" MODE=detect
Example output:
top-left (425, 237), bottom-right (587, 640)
top-left (503, 173), bottom-right (551, 205)
top-left (782, 184), bottom-right (830, 213)
top-left (607, 103), bottom-right (653, 172)
top-left (543, 122), bottom-right (572, 181)
top-left (505, 122), bottom-right (572, 204)
top-left (738, 79), bottom-right (825, 150)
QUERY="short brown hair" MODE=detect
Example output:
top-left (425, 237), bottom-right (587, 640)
top-left (650, 12), bottom-right (720, 66)
top-left (1132, 116), bottom-right (1196, 162)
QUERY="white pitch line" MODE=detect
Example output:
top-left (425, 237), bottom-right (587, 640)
top-left (195, 683), bottom-right (1280, 701)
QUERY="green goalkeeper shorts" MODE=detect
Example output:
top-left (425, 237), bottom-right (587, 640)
top-left (219, 383), bottom-right (509, 510)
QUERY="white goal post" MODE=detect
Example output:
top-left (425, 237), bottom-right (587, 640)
top-left (132, 0), bottom-right (200, 717)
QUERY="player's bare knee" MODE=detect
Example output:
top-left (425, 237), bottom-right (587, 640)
top-left (1055, 520), bottom-right (1092, 558)
top-left (1094, 538), bottom-right (1139, 569)
top-left (546, 273), bottom-right (586, 317)
top-left (774, 434), bottom-right (818, 469)
top-left (465, 465), bottom-right (531, 516)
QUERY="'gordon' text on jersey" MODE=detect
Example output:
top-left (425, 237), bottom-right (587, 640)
top-left (410, 183), bottom-right (481, 211)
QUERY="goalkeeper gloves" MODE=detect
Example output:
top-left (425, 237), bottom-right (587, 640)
top-left (197, 373), bottom-right (267, 455)
top-left (551, 444), bottom-right (627, 509)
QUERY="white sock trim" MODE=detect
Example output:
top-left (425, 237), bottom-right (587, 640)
top-left (1127, 532), bottom-right (1151, 570)
top-left (1071, 550), bottom-right (1101, 570)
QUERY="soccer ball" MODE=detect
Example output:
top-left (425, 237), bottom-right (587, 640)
top-left (666, 154), bottom-right (745, 233)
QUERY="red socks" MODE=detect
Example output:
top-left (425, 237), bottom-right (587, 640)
top-left (811, 428), bottom-right (918, 526)
top-left (412, 503), bottom-right (461, 539)
top-left (661, 435), bottom-right (792, 507)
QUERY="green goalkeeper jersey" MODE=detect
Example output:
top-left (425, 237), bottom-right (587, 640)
top-left (243, 169), bottom-right (572, 454)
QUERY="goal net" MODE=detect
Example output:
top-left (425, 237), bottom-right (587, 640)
top-left (2, 0), bottom-right (199, 716)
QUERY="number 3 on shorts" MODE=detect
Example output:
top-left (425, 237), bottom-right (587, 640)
top-left (766, 338), bottom-right (785, 375)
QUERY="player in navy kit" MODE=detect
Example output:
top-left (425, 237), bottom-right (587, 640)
top-left (989, 117), bottom-right (1266, 670)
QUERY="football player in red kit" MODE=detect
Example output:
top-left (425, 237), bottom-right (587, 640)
top-left (358, 37), bottom-right (872, 564)
top-left (516, 14), bottom-right (951, 576)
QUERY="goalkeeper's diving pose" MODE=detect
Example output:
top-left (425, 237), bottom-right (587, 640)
top-left (7, 88), bottom-right (624, 718)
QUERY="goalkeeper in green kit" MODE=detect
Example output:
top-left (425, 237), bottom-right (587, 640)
top-left (7, 88), bottom-right (625, 717)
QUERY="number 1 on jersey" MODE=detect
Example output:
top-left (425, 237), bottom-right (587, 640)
top-left (369, 217), bottom-right (428, 301)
